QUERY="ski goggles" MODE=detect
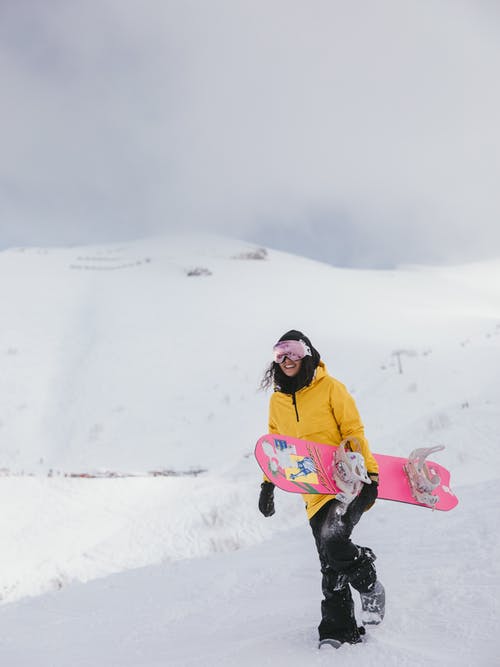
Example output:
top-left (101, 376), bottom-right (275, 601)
top-left (273, 339), bottom-right (312, 364)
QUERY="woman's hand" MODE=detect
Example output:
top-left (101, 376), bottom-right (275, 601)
top-left (258, 481), bottom-right (276, 517)
top-left (359, 473), bottom-right (379, 512)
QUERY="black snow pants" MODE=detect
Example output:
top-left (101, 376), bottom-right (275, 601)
top-left (309, 495), bottom-right (378, 643)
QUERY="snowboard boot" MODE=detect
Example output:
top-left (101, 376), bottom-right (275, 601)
top-left (318, 626), bottom-right (365, 649)
top-left (360, 580), bottom-right (386, 625)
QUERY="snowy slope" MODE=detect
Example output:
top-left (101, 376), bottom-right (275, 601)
top-left (1, 482), bottom-right (498, 666)
top-left (0, 235), bottom-right (499, 665)
top-left (1, 236), bottom-right (498, 474)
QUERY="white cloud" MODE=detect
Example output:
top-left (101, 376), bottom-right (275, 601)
top-left (1, 0), bottom-right (499, 265)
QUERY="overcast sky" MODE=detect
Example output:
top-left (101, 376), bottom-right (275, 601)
top-left (1, 0), bottom-right (499, 267)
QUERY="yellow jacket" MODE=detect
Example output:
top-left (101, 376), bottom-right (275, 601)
top-left (267, 362), bottom-right (378, 519)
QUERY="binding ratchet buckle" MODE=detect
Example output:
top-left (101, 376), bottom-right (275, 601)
top-left (403, 445), bottom-right (445, 508)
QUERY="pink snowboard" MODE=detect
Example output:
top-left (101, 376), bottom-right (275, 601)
top-left (255, 434), bottom-right (458, 511)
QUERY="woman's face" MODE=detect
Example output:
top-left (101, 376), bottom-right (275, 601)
top-left (279, 356), bottom-right (302, 378)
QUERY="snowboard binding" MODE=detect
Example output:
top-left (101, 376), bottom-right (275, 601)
top-left (404, 445), bottom-right (445, 508)
top-left (333, 439), bottom-right (372, 506)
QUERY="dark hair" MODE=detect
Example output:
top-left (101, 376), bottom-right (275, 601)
top-left (260, 330), bottom-right (321, 393)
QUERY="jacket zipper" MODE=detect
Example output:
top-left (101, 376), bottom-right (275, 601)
top-left (292, 392), bottom-right (300, 422)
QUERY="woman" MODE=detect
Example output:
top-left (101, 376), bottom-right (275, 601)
top-left (258, 330), bottom-right (385, 648)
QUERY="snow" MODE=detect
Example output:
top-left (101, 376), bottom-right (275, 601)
top-left (0, 234), bottom-right (499, 666)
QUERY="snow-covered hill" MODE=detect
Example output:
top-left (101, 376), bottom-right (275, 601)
top-left (1, 235), bottom-right (499, 665)
top-left (1, 482), bottom-right (497, 666)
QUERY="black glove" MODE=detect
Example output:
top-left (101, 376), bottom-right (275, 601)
top-left (258, 481), bottom-right (275, 517)
top-left (359, 473), bottom-right (379, 512)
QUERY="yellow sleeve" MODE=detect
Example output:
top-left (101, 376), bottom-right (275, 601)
top-left (268, 393), bottom-right (279, 434)
top-left (262, 397), bottom-right (277, 483)
top-left (330, 380), bottom-right (379, 474)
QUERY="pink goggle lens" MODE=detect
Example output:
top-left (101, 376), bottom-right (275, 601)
top-left (273, 339), bottom-right (312, 364)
